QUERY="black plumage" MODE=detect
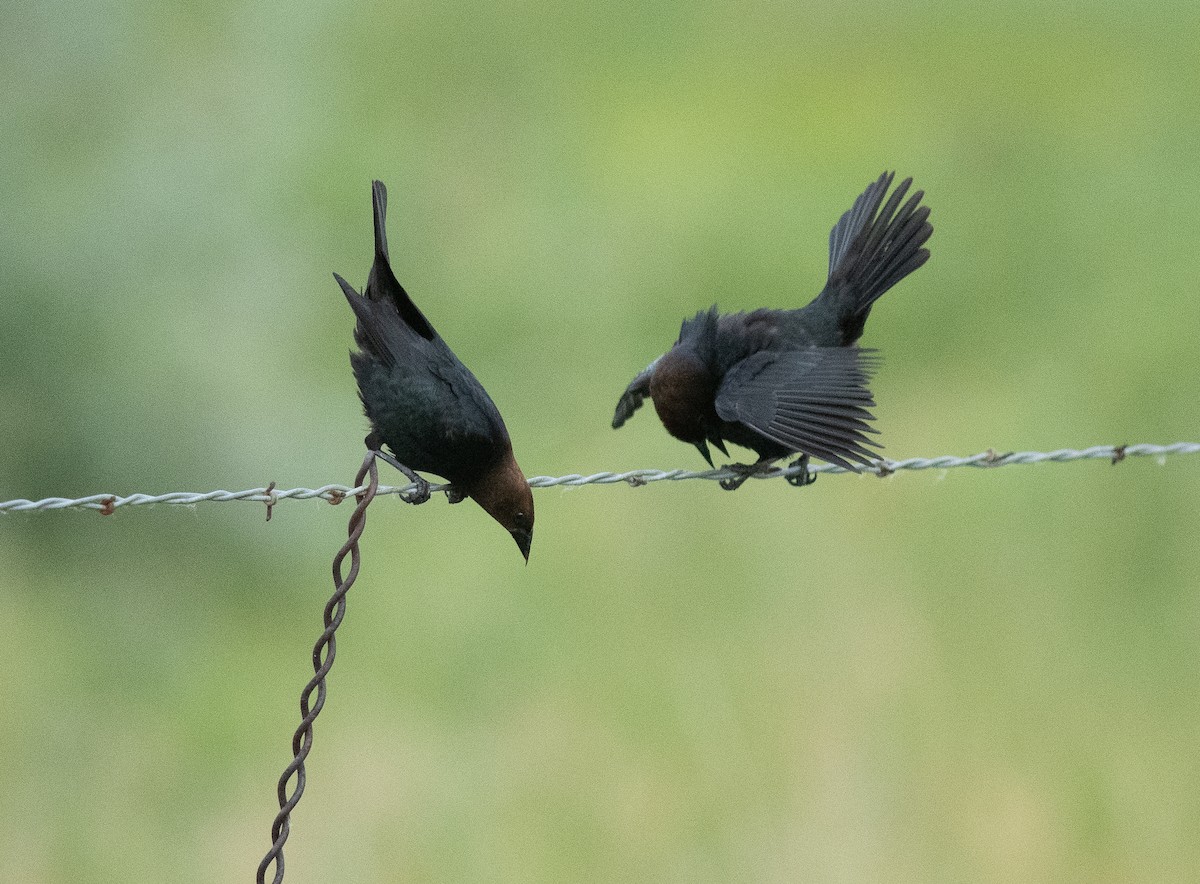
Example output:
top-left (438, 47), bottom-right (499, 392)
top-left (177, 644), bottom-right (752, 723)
top-left (613, 172), bottom-right (931, 488)
top-left (336, 181), bottom-right (534, 559)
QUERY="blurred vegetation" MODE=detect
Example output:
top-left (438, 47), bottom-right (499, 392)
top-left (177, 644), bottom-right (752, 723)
top-left (2, 0), bottom-right (1199, 881)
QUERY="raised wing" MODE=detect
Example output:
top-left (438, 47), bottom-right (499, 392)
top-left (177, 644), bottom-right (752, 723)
top-left (714, 347), bottom-right (882, 470)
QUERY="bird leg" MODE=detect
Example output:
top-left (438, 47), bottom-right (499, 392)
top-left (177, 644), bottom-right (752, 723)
top-left (445, 487), bottom-right (467, 505)
top-left (365, 434), bottom-right (431, 504)
top-left (374, 451), bottom-right (431, 504)
top-left (784, 454), bottom-right (817, 487)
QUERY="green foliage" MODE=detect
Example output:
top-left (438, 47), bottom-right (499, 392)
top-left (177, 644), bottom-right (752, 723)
top-left (2, 1), bottom-right (1199, 880)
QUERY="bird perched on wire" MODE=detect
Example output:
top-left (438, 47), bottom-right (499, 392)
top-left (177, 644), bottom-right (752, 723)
top-left (335, 181), bottom-right (534, 560)
top-left (612, 172), bottom-right (931, 490)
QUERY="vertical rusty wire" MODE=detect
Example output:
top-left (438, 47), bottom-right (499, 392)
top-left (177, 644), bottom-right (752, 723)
top-left (257, 449), bottom-right (379, 884)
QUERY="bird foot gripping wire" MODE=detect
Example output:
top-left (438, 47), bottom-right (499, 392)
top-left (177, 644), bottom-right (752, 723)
top-left (718, 463), bottom-right (758, 491)
top-left (396, 476), bottom-right (431, 505)
top-left (784, 455), bottom-right (816, 487)
top-left (719, 454), bottom-right (816, 491)
top-left (364, 434), bottom-right (431, 504)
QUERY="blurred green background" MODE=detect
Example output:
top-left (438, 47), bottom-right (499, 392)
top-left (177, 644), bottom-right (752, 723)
top-left (3, 1), bottom-right (1199, 881)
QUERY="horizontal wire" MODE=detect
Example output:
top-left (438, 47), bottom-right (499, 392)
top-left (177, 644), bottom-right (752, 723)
top-left (1, 442), bottom-right (1196, 514)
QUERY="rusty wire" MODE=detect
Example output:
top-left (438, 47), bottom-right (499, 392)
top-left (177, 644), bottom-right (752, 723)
top-left (257, 448), bottom-right (379, 884)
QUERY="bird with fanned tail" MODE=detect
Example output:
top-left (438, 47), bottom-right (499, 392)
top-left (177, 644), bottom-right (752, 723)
top-left (612, 172), bottom-right (932, 489)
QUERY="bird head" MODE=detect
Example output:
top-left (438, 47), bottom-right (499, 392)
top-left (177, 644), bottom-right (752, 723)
top-left (649, 348), bottom-right (726, 467)
top-left (471, 451), bottom-right (535, 562)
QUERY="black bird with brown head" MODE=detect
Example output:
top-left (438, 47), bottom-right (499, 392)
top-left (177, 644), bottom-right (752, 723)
top-left (336, 181), bottom-right (534, 560)
top-left (613, 172), bottom-right (932, 489)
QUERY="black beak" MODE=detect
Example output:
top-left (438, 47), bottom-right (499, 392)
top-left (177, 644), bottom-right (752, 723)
top-left (694, 440), bottom-right (714, 468)
top-left (511, 528), bottom-right (533, 563)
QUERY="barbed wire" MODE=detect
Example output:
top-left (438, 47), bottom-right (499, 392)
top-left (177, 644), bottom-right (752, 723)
top-left (1, 443), bottom-right (1197, 515)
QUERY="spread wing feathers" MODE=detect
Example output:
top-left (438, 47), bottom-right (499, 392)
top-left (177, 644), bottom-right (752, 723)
top-left (827, 172), bottom-right (932, 314)
top-left (714, 348), bottom-right (883, 471)
top-left (612, 356), bottom-right (661, 429)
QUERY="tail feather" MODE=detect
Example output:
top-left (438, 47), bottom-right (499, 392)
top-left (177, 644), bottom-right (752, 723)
top-left (362, 180), bottom-right (437, 342)
top-left (847, 175), bottom-right (911, 282)
top-left (828, 171), bottom-right (892, 278)
top-left (821, 172), bottom-right (932, 340)
top-left (856, 190), bottom-right (931, 302)
top-left (372, 179), bottom-right (389, 261)
top-left (337, 180), bottom-right (439, 346)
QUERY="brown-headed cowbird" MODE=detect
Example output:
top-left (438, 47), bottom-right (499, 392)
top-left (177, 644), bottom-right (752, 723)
top-left (613, 172), bottom-right (931, 490)
top-left (335, 181), bottom-right (534, 560)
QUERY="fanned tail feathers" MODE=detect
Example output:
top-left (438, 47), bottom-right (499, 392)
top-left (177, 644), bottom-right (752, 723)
top-left (823, 172), bottom-right (932, 340)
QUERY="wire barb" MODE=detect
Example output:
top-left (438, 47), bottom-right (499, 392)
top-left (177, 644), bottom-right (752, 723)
top-left (256, 449), bottom-right (379, 884)
top-left (1, 443), bottom-right (1197, 514)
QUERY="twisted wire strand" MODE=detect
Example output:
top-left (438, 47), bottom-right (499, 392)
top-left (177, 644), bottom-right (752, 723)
top-left (257, 449), bottom-right (379, 884)
top-left (2, 443), bottom-right (1196, 514)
